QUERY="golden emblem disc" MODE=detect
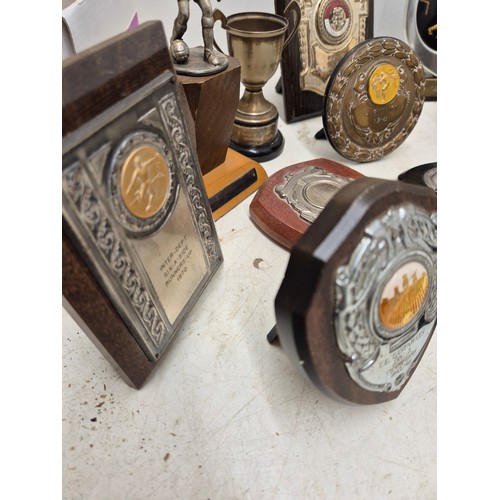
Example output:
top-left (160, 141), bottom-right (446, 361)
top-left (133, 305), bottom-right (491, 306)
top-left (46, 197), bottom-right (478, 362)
top-left (379, 262), bottom-right (428, 331)
top-left (368, 63), bottom-right (401, 105)
top-left (120, 145), bottom-right (170, 219)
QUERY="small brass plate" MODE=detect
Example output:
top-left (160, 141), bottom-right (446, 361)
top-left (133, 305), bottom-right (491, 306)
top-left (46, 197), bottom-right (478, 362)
top-left (323, 37), bottom-right (426, 162)
top-left (120, 145), bottom-right (171, 219)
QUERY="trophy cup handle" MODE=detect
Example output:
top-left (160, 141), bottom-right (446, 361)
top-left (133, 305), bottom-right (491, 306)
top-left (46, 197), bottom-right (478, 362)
top-left (212, 9), bottom-right (228, 54)
top-left (282, 0), bottom-right (301, 50)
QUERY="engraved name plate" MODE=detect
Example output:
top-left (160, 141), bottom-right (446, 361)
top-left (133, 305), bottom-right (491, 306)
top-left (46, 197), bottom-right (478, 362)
top-left (63, 71), bottom-right (223, 362)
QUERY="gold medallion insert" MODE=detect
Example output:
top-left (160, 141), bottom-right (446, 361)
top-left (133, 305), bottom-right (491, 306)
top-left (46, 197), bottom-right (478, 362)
top-left (368, 64), bottom-right (401, 105)
top-left (120, 145), bottom-right (171, 219)
top-left (379, 261), bottom-right (428, 331)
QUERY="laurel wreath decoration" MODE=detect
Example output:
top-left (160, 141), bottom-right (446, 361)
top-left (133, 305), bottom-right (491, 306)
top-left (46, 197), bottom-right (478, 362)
top-left (323, 37), bottom-right (426, 162)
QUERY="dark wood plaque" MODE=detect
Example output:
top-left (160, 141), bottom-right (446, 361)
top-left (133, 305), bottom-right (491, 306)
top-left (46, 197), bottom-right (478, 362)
top-left (272, 178), bottom-right (437, 404)
top-left (275, 0), bottom-right (374, 123)
top-left (62, 22), bottom-right (222, 388)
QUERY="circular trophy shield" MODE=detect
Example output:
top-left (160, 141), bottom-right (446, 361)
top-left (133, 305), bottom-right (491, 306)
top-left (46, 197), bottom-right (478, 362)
top-left (274, 178), bottom-right (437, 404)
top-left (323, 37), bottom-right (426, 163)
top-left (107, 129), bottom-right (179, 237)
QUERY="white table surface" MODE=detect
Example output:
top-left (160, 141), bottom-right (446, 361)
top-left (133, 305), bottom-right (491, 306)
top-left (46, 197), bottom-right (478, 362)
top-left (62, 71), bottom-right (437, 500)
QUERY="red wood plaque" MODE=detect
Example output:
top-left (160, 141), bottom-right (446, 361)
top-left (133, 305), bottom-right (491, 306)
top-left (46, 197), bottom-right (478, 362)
top-left (249, 158), bottom-right (364, 249)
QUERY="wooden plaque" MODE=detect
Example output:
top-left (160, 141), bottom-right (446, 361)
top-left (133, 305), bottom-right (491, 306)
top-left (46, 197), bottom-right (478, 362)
top-left (178, 56), bottom-right (268, 220)
top-left (275, 0), bottom-right (374, 123)
top-left (273, 178), bottom-right (437, 404)
top-left (177, 56), bottom-right (241, 176)
top-left (249, 158), bottom-right (364, 249)
top-left (62, 22), bottom-right (222, 388)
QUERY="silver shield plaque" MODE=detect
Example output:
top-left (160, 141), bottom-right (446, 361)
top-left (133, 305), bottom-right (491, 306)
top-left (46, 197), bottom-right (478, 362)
top-left (333, 204), bottom-right (437, 393)
top-left (62, 71), bottom-right (223, 361)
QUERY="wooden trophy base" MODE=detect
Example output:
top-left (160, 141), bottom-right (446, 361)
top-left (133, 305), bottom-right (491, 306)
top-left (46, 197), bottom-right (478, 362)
top-left (204, 148), bottom-right (268, 221)
top-left (178, 56), bottom-right (268, 219)
top-left (177, 56), bottom-right (241, 176)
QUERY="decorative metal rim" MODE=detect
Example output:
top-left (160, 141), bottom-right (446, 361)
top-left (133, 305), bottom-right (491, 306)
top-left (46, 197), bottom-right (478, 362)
top-left (225, 12), bottom-right (288, 38)
top-left (107, 129), bottom-right (179, 238)
top-left (333, 203), bottom-right (437, 393)
top-left (322, 36), bottom-right (426, 162)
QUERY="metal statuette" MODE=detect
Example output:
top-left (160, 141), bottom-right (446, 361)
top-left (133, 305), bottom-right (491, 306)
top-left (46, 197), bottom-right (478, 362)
top-left (169, 0), bottom-right (228, 76)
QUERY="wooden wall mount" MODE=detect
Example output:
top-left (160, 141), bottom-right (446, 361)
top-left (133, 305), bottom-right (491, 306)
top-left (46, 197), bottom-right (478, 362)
top-left (274, 0), bottom-right (374, 123)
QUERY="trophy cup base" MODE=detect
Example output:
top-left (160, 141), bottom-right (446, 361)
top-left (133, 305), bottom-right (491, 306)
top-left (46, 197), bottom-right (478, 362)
top-left (230, 131), bottom-right (285, 163)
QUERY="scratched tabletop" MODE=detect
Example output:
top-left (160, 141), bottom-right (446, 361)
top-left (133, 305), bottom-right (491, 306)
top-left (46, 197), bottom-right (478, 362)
top-left (62, 70), bottom-right (437, 499)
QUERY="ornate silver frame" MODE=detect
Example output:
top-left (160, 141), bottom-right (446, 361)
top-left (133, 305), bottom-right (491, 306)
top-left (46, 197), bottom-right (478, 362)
top-left (62, 71), bottom-right (222, 360)
top-left (334, 204), bottom-right (437, 393)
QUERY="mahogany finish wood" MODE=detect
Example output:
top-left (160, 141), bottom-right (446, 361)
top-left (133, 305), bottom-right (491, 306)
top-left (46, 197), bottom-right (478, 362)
top-left (249, 158), bottom-right (364, 249)
top-left (178, 57), bottom-right (268, 219)
top-left (62, 22), bottom-right (189, 388)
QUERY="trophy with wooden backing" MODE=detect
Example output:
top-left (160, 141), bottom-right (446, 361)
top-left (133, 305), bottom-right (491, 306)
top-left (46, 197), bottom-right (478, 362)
top-left (267, 178), bottom-right (437, 404)
top-left (168, 0), bottom-right (268, 220)
top-left (62, 22), bottom-right (223, 388)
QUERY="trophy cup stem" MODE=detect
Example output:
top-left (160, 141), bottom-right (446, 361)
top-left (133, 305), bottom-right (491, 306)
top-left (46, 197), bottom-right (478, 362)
top-left (221, 7), bottom-right (302, 162)
top-left (235, 89), bottom-right (278, 126)
top-left (230, 86), bottom-right (284, 162)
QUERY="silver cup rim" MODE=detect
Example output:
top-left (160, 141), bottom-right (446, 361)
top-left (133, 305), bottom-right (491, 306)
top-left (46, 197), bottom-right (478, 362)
top-left (224, 11), bottom-right (288, 38)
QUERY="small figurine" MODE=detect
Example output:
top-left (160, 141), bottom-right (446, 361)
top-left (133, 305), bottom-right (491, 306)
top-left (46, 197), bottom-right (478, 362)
top-left (170, 0), bottom-right (228, 73)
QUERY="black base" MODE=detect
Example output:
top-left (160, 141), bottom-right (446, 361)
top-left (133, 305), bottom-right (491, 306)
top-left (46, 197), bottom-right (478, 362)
top-left (267, 326), bottom-right (280, 345)
top-left (230, 131), bottom-right (285, 163)
top-left (398, 162), bottom-right (437, 192)
top-left (275, 76), bottom-right (283, 95)
top-left (314, 128), bottom-right (326, 140)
